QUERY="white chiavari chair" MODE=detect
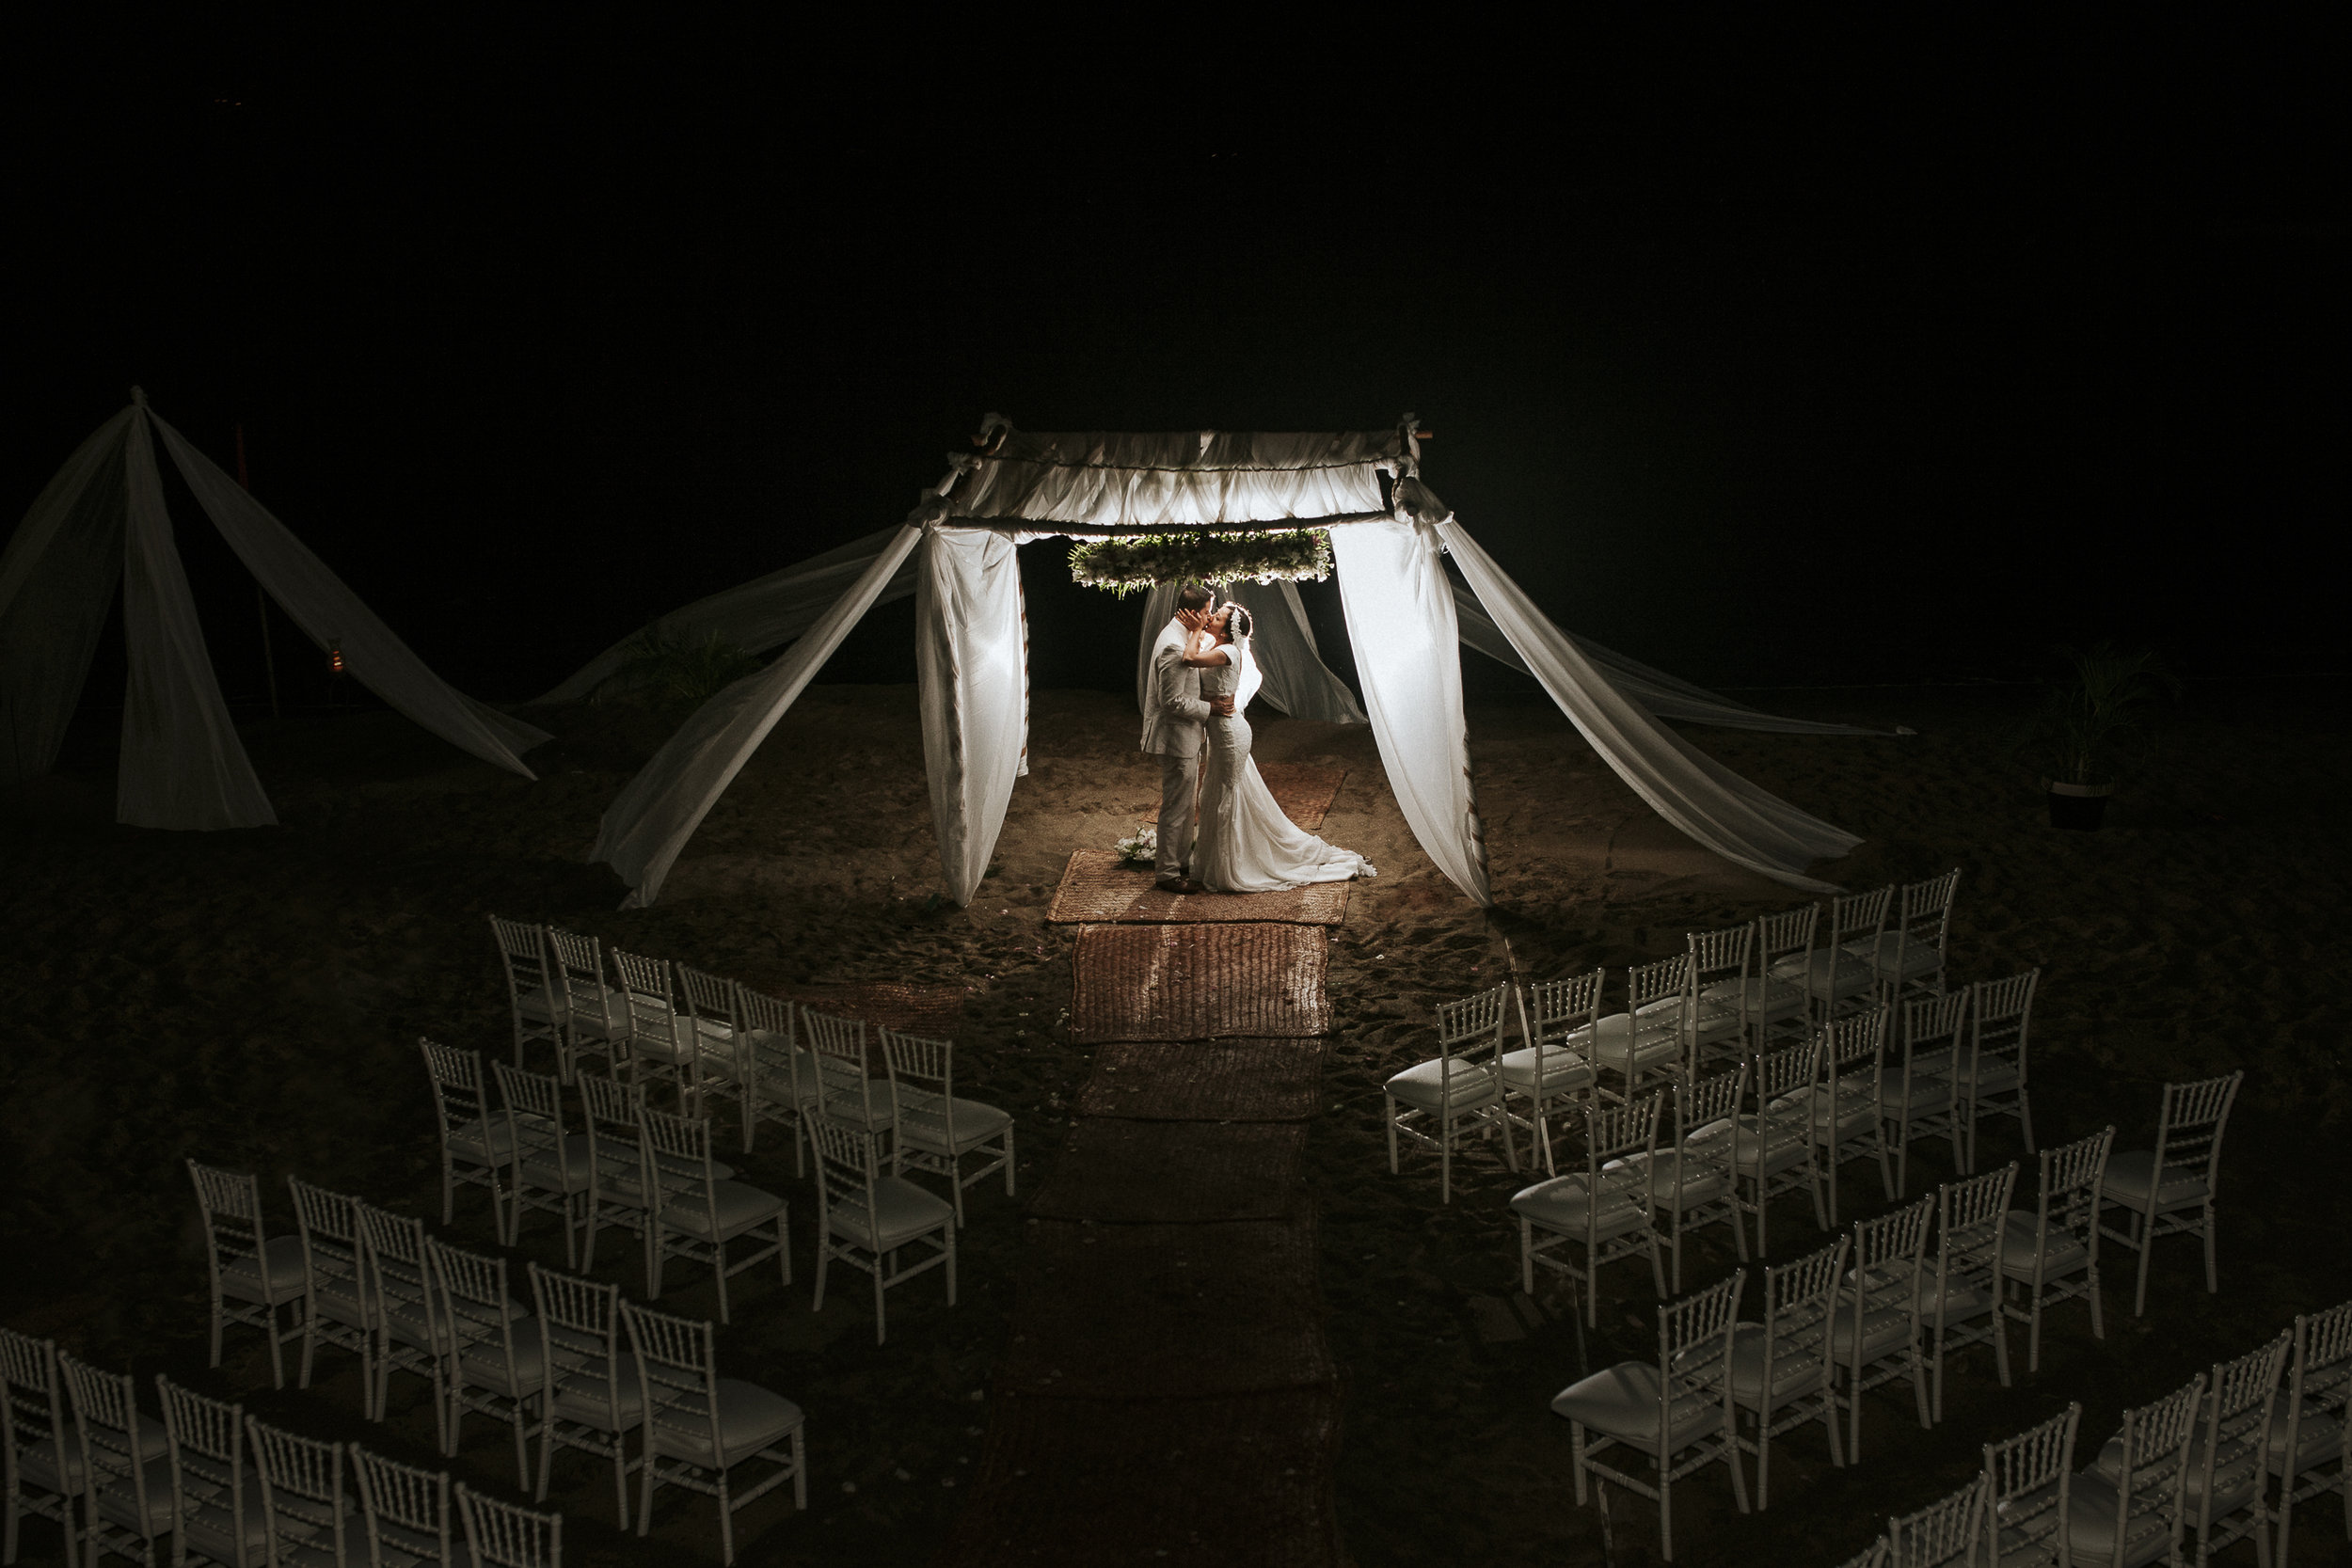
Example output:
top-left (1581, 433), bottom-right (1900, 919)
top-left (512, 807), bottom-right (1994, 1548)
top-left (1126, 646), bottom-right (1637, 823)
top-left (737, 986), bottom-right (808, 1167)
top-left (356, 1200), bottom-right (450, 1448)
top-left (58, 1354), bottom-right (171, 1568)
top-left (528, 1264), bottom-right (640, 1529)
top-left (619, 1303), bottom-right (803, 1565)
top-left (1588, 956), bottom-right (1692, 1103)
top-left (1873, 867), bottom-right (1960, 1008)
top-left (1638, 1066), bottom-right (1751, 1294)
top-left (610, 949), bottom-right (695, 1108)
top-left (1511, 1092), bottom-right (1666, 1328)
top-left (1683, 924), bottom-right (1755, 1074)
top-left (455, 1484), bottom-right (564, 1568)
top-left (1384, 983), bottom-right (1518, 1204)
top-left (428, 1238), bottom-right (545, 1487)
top-left (2181, 1332), bottom-right (2292, 1568)
top-left (641, 1104), bottom-right (790, 1324)
top-left (287, 1177), bottom-right (377, 1413)
top-left (420, 1037), bottom-right (512, 1238)
top-left (489, 914), bottom-right (564, 1073)
top-left (351, 1445), bottom-right (462, 1568)
top-left (1834, 1196), bottom-right (1934, 1462)
top-left (245, 1417), bottom-right (352, 1568)
top-left (1724, 1237), bottom-right (1847, 1508)
top-left (2000, 1128), bottom-right (2112, 1373)
top-left (2068, 1375), bottom-right (2204, 1568)
top-left (496, 1061), bottom-right (592, 1270)
top-left (1744, 904), bottom-right (1820, 1053)
top-left (2098, 1070), bottom-right (2244, 1318)
top-left (186, 1159), bottom-right (304, 1388)
top-left (1919, 1164), bottom-right (2018, 1421)
top-left (155, 1374), bottom-right (267, 1568)
top-left (1885, 1476), bottom-right (1987, 1568)
top-left (674, 961), bottom-right (749, 1130)
top-left (1886, 992), bottom-right (1966, 1191)
top-left (1, 1327), bottom-right (78, 1566)
top-left (800, 1008), bottom-right (901, 1153)
top-left (1791, 885), bottom-right (1892, 1025)
top-left (1805, 1007), bottom-right (1894, 1226)
top-left (1552, 1272), bottom-right (1750, 1561)
top-left (807, 1117), bottom-right (957, 1346)
top-left (2270, 1299), bottom-right (2352, 1568)
top-left (544, 925), bottom-right (628, 1083)
top-left (1735, 1037), bottom-right (1830, 1256)
top-left (1980, 1402), bottom-right (2080, 1568)
top-left (881, 1028), bottom-right (1015, 1226)
top-left (1958, 970), bottom-right (2041, 1169)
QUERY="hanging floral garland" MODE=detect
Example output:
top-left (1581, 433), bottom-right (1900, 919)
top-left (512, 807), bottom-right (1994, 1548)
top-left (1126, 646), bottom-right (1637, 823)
top-left (1067, 529), bottom-right (1333, 597)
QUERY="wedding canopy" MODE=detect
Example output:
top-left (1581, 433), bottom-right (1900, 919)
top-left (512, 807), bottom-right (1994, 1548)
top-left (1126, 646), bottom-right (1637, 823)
top-left (0, 389), bottom-right (548, 828)
top-left (586, 414), bottom-right (1868, 908)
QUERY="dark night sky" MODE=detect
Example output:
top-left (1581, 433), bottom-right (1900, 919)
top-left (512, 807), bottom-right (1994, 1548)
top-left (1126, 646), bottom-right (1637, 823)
top-left (8, 22), bottom-right (2344, 713)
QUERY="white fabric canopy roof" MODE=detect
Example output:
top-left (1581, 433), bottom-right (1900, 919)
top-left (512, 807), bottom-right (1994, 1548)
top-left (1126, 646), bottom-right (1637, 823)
top-left (585, 418), bottom-right (1870, 907)
top-left (0, 391), bottom-right (548, 828)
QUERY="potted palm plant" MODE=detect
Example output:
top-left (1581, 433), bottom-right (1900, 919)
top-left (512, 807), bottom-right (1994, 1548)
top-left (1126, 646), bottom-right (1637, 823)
top-left (2028, 642), bottom-right (2174, 831)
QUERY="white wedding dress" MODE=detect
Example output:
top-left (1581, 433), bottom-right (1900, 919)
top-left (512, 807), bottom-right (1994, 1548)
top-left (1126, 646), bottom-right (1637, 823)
top-left (1192, 638), bottom-right (1375, 893)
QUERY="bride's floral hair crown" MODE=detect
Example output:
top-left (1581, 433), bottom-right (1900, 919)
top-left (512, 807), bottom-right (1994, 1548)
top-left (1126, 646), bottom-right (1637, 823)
top-left (1222, 604), bottom-right (1253, 641)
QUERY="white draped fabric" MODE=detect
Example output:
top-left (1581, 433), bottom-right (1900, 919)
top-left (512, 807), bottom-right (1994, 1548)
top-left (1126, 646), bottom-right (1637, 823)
top-left (537, 526), bottom-right (917, 704)
top-left (1, 395), bottom-right (547, 829)
top-left (1328, 515), bottom-right (1493, 907)
top-left (121, 405), bottom-right (276, 828)
top-left (595, 523), bottom-right (926, 907)
top-left (1439, 519), bottom-right (1861, 892)
top-left (918, 526), bottom-right (1030, 905)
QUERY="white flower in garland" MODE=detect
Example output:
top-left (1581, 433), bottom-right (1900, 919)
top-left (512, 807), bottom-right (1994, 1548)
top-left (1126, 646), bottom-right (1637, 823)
top-left (1068, 529), bottom-right (1333, 597)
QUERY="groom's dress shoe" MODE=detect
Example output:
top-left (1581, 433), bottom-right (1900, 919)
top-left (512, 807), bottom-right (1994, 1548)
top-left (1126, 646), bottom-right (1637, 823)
top-left (1154, 875), bottom-right (1204, 895)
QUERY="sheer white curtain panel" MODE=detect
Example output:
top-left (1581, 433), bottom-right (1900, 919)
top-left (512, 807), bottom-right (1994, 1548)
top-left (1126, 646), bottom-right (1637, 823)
top-left (919, 525), bottom-right (1030, 905)
top-left (0, 410), bottom-right (133, 787)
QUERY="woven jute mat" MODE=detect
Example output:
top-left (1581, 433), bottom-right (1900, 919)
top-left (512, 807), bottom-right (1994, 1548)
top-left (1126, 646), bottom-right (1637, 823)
top-left (1025, 1120), bottom-right (1308, 1224)
top-left (995, 1215), bottom-right (1333, 1399)
top-left (940, 1387), bottom-right (1345, 1568)
top-left (1046, 850), bottom-right (1352, 926)
top-left (770, 981), bottom-right (966, 1037)
top-left (1068, 925), bottom-right (1328, 1041)
top-left (1073, 1038), bottom-right (1327, 1122)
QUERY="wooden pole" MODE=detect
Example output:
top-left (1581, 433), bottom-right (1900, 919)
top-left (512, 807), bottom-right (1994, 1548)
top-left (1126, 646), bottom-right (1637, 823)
top-left (237, 423), bottom-right (281, 719)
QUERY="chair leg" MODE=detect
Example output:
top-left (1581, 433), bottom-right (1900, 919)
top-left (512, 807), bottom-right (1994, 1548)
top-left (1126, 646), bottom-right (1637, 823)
top-left (2017, 1090), bottom-right (2035, 1154)
top-left (873, 1259), bottom-right (888, 1346)
top-left (714, 1238), bottom-right (732, 1326)
top-left (2202, 1204), bottom-right (2219, 1294)
top-left (1386, 1099), bottom-right (1399, 1176)
top-left (2133, 1222), bottom-right (2154, 1318)
top-left (1003, 1128), bottom-right (1017, 1196)
top-left (1520, 1218), bottom-right (1535, 1296)
top-left (1571, 1423), bottom-right (1589, 1504)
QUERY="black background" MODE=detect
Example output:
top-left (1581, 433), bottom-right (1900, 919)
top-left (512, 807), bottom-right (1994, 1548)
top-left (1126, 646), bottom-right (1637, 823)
top-left (8, 18), bottom-right (2343, 712)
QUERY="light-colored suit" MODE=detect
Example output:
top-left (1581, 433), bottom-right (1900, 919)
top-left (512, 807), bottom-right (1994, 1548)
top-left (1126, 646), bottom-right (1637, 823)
top-left (1142, 618), bottom-right (1212, 877)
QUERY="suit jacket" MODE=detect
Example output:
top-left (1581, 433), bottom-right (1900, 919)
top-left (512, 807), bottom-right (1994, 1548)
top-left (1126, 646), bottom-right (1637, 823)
top-left (1140, 618), bottom-right (1212, 757)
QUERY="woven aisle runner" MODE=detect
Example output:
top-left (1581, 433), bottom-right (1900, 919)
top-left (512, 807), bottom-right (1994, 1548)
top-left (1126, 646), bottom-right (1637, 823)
top-left (942, 911), bottom-right (1347, 1560)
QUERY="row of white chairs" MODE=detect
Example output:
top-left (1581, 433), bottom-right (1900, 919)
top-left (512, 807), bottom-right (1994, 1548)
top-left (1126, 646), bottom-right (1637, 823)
top-left (0, 1328), bottom-right (564, 1567)
top-left (1845, 1295), bottom-right (2352, 1568)
top-left (419, 1040), bottom-right (961, 1340)
top-left (485, 921), bottom-right (1016, 1223)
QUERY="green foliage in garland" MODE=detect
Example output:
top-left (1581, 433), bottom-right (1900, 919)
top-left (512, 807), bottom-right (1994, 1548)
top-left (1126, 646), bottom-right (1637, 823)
top-left (1067, 529), bottom-right (1334, 597)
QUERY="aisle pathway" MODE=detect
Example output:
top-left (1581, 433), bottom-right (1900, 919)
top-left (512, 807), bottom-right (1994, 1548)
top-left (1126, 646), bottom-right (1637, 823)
top-left (942, 784), bottom-right (1352, 1566)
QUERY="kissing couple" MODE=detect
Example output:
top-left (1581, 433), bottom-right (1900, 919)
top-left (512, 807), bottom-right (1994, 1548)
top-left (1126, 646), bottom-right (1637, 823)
top-left (1141, 584), bottom-right (1376, 895)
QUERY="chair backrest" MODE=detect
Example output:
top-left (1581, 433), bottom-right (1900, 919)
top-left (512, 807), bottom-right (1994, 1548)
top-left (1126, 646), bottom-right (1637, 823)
top-left (528, 1265), bottom-right (628, 1431)
top-left (420, 1037), bottom-right (493, 1144)
top-left (1677, 1066), bottom-right (1747, 1147)
top-left (1659, 1271), bottom-right (1746, 1409)
top-left (620, 1301), bottom-right (730, 1465)
top-left (1627, 954), bottom-right (1690, 1015)
top-left (1756, 1237), bottom-right (1847, 1389)
top-left (1, 1328), bottom-right (66, 1504)
top-left (1829, 884), bottom-right (1895, 948)
top-left (1818, 1006), bottom-right (1888, 1098)
top-left (1756, 902), bottom-right (1819, 969)
top-left (60, 1354), bottom-right (158, 1537)
top-left (155, 1374), bottom-right (254, 1567)
top-left (1686, 922), bottom-right (1753, 983)
top-left (2197, 1332), bottom-right (2291, 1532)
top-left (545, 925), bottom-right (622, 1035)
top-left (1899, 990), bottom-right (1967, 1067)
top-left (803, 1008), bottom-right (890, 1120)
top-left (1970, 969), bottom-right (2039, 1075)
top-left (488, 914), bottom-right (554, 996)
top-left (428, 1239), bottom-right (526, 1392)
top-left (580, 1072), bottom-right (650, 1203)
top-left (355, 1200), bottom-right (436, 1342)
top-left (2029, 1128), bottom-right (2114, 1270)
top-left (455, 1483), bottom-right (564, 1568)
top-left (2097, 1374), bottom-right (2205, 1564)
top-left (1885, 1475), bottom-right (1987, 1568)
top-left (1436, 983), bottom-right (1512, 1055)
top-left (1930, 1164), bottom-right (2018, 1309)
top-left (1753, 1037), bottom-right (1820, 1110)
top-left (1850, 1196), bottom-right (1935, 1317)
top-left (188, 1159), bottom-right (272, 1296)
top-left (495, 1061), bottom-right (570, 1176)
top-left (809, 1115), bottom-right (885, 1227)
top-left (674, 962), bottom-right (741, 1086)
top-left (1981, 1402), bottom-right (2080, 1566)
top-left (286, 1175), bottom-right (370, 1323)
top-left (1888, 867), bottom-right (1960, 960)
top-left (641, 1104), bottom-right (720, 1221)
top-left (880, 1028), bottom-right (953, 1099)
top-left (738, 985), bottom-right (802, 1106)
top-left (1583, 1091), bottom-right (1662, 1179)
top-left (246, 1416), bottom-right (349, 1564)
top-left (1519, 970), bottom-right (1604, 1047)
top-left (352, 1444), bottom-right (457, 1567)
top-left (2153, 1071), bottom-right (2243, 1193)
top-left (610, 949), bottom-right (677, 1041)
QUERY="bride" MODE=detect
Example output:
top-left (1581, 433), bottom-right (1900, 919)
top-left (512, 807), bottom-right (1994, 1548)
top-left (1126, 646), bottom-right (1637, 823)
top-left (1182, 603), bottom-right (1376, 893)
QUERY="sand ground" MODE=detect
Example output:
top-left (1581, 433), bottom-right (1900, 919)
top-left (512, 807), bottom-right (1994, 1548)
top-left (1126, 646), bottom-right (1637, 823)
top-left (4, 678), bottom-right (2348, 1566)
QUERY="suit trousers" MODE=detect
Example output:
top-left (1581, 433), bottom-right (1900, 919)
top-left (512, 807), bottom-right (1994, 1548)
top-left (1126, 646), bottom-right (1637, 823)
top-left (1154, 751), bottom-right (1200, 877)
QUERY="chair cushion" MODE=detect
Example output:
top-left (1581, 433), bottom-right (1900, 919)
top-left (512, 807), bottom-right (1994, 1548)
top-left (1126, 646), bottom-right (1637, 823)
top-left (1730, 1114), bottom-right (1814, 1177)
top-left (515, 985), bottom-right (568, 1024)
top-left (221, 1234), bottom-right (310, 1306)
top-left (2098, 1151), bottom-right (2210, 1213)
top-left (23, 1413), bottom-right (169, 1494)
top-left (1709, 974), bottom-right (1807, 1023)
top-left (1510, 1173), bottom-right (1652, 1239)
top-left (1550, 1361), bottom-right (1725, 1448)
top-left (183, 1497), bottom-right (273, 1560)
top-left (2268, 1407), bottom-right (2344, 1476)
top-left (1617, 1149), bottom-right (1732, 1210)
top-left (1997, 1212), bottom-right (2089, 1281)
top-left (1716, 1321), bottom-right (1831, 1407)
top-left (898, 1093), bottom-right (1014, 1154)
top-left (2067, 1474), bottom-right (2175, 1568)
top-left (446, 1117), bottom-right (516, 1166)
top-left (1829, 1302), bottom-right (1916, 1362)
top-left (1915, 1274), bottom-right (1998, 1323)
top-left (827, 1176), bottom-right (955, 1251)
top-left (519, 1133), bottom-right (596, 1191)
top-left (659, 1180), bottom-right (787, 1241)
top-left (551, 1357), bottom-right (645, 1428)
top-left (90, 1457), bottom-right (179, 1534)
top-left (1498, 1044), bottom-right (1595, 1094)
top-left (2090, 1433), bottom-right (2263, 1510)
top-left (1384, 1056), bottom-right (1502, 1111)
top-left (646, 1377), bottom-right (805, 1465)
top-left (456, 1318), bottom-right (549, 1394)
top-left (1788, 950), bottom-right (1878, 998)
top-left (1868, 933), bottom-right (1944, 981)
top-left (1879, 1074), bottom-right (1952, 1116)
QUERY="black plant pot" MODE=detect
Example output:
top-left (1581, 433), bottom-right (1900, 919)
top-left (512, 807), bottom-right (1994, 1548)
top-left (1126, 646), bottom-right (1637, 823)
top-left (2044, 780), bottom-right (2113, 831)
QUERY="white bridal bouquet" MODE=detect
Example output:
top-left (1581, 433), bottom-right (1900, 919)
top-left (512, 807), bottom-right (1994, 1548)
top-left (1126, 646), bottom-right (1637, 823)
top-left (1114, 825), bottom-right (1157, 867)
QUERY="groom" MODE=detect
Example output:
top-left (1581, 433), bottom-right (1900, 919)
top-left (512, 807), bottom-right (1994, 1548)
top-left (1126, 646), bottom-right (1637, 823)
top-left (1142, 583), bottom-right (1234, 895)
